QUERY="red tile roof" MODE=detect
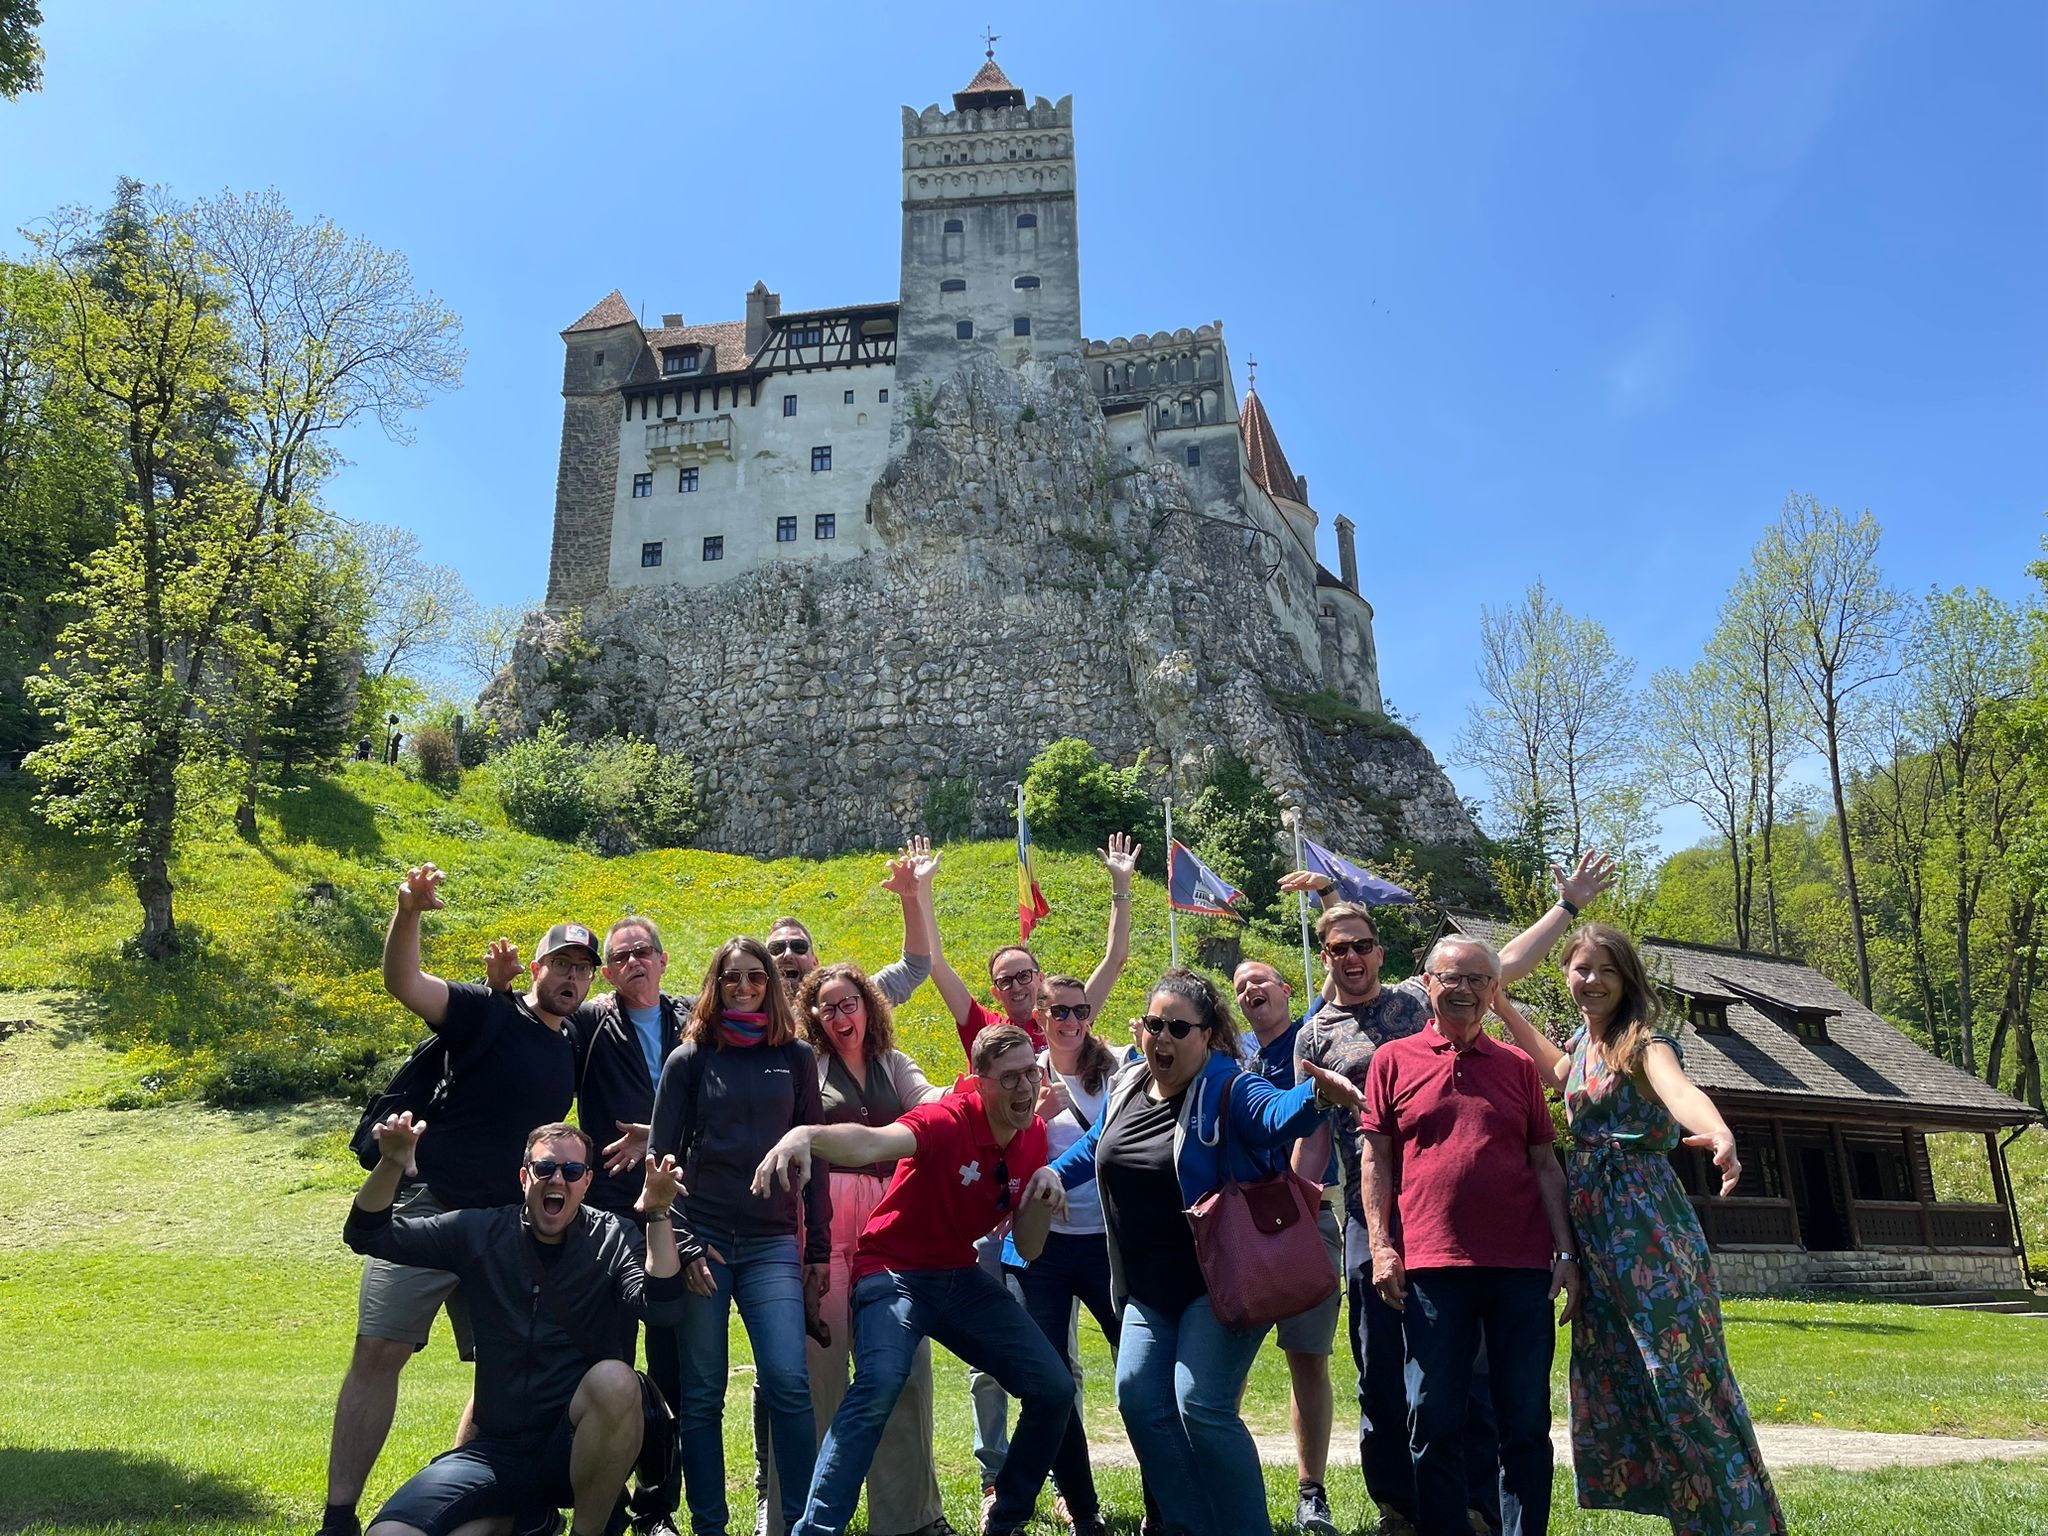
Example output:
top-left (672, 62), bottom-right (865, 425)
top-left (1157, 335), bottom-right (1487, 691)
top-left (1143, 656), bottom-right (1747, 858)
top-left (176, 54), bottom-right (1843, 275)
top-left (629, 318), bottom-right (753, 384)
top-left (1239, 387), bottom-right (1304, 504)
top-left (563, 289), bottom-right (639, 334)
top-left (963, 57), bottom-right (1018, 94)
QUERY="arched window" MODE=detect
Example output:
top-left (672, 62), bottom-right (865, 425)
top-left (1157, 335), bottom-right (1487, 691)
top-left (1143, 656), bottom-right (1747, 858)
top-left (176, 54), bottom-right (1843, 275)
top-left (1013, 275), bottom-right (1041, 290)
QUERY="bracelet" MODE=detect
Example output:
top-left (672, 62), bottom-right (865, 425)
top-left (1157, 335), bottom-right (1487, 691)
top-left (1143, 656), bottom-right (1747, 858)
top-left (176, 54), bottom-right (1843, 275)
top-left (1111, 893), bottom-right (1132, 905)
top-left (1557, 898), bottom-right (1580, 919)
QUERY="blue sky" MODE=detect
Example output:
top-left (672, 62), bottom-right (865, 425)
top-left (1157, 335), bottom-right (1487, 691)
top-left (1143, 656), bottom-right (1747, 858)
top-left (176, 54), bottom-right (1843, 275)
top-left (5, 2), bottom-right (2043, 854)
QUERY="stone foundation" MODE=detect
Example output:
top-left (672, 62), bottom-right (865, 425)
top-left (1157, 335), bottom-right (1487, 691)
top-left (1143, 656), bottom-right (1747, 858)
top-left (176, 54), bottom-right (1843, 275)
top-left (1713, 1245), bottom-right (2027, 1297)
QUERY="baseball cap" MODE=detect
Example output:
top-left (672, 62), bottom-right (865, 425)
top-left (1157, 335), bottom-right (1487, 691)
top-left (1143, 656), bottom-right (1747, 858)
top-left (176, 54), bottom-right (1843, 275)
top-left (536, 922), bottom-right (601, 965)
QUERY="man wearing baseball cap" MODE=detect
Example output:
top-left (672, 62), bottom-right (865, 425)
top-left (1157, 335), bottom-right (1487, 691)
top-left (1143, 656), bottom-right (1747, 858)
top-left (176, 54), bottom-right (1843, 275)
top-left (319, 862), bottom-right (601, 1536)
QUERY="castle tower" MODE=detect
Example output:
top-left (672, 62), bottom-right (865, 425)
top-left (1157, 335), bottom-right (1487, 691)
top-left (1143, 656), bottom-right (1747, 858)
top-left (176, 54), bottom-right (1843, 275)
top-left (896, 49), bottom-right (1080, 393)
top-left (548, 290), bottom-right (645, 607)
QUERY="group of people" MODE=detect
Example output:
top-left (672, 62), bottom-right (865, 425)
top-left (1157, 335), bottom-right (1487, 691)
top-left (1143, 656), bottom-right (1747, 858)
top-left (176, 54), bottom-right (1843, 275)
top-left (319, 833), bottom-right (1787, 1536)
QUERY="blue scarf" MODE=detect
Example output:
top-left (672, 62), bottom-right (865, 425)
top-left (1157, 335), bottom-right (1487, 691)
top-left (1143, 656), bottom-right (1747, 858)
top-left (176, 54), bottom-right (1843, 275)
top-left (718, 1010), bottom-right (768, 1049)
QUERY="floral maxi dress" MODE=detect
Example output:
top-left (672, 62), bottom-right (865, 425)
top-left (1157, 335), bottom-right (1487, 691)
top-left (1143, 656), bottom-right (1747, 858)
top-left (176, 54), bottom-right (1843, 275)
top-left (1563, 1028), bottom-right (1786, 1535)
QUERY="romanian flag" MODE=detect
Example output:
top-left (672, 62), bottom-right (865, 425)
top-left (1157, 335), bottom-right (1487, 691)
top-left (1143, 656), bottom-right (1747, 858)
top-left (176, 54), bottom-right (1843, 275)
top-left (1017, 808), bottom-right (1051, 941)
top-left (1302, 836), bottom-right (1415, 906)
top-left (1168, 840), bottom-right (1247, 919)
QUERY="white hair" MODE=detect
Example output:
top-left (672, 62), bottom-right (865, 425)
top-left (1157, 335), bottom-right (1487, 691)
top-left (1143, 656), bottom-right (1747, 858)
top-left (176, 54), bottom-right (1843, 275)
top-left (1424, 934), bottom-right (1499, 975)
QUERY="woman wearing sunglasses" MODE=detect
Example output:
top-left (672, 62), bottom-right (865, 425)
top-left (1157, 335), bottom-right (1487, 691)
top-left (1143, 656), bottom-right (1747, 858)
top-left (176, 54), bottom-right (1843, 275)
top-left (649, 936), bottom-right (830, 1536)
top-left (1025, 968), bottom-right (1364, 1536)
top-left (753, 961), bottom-right (952, 1536)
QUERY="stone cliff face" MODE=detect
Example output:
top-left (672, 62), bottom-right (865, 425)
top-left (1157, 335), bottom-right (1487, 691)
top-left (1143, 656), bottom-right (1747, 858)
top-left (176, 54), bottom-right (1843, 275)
top-left (495, 354), bottom-right (1479, 865)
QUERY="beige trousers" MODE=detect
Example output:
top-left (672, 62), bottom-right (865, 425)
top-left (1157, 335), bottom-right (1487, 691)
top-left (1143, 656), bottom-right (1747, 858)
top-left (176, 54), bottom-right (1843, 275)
top-left (756, 1168), bottom-right (944, 1536)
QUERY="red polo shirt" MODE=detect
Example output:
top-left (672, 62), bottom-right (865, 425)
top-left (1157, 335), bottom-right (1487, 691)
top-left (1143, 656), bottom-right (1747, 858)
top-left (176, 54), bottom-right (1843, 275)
top-left (1361, 1023), bottom-right (1556, 1272)
top-left (850, 1090), bottom-right (1049, 1283)
top-left (954, 998), bottom-right (1046, 1064)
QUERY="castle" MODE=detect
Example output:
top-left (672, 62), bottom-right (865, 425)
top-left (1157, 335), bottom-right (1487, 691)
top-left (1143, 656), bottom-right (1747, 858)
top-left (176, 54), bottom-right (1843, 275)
top-left (544, 51), bottom-right (1382, 719)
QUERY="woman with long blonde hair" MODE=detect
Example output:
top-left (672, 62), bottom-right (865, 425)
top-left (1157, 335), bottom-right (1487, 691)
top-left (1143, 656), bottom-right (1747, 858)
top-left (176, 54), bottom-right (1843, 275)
top-left (1493, 923), bottom-right (1785, 1535)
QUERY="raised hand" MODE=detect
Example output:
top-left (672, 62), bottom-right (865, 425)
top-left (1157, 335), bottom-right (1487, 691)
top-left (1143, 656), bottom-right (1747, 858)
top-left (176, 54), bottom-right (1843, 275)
top-left (1036, 1076), bottom-right (1072, 1122)
top-left (484, 939), bottom-right (522, 992)
top-left (1683, 1129), bottom-right (1742, 1197)
top-left (1097, 831), bottom-right (1141, 889)
top-left (1278, 869), bottom-right (1334, 896)
top-left (880, 853), bottom-right (918, 898)
top-left (638, 1153), bottom-right (685, 1216)
top-left (372, 1111), bottom-right (427, 1176)
top-left (750, 1129), bottom-right (815, 1198)
top-left (396, 863), bottom-right (446, 914)
top-left (906, 834), bottom-right (941, 886)
top-left (606, 1120), bottom-right (651, 1177)
top-left (1021, 1165), bottom-right (1068, 1221)
top-left (1303, 1060), bottom-right (1365, 1116)
top-left (1552, 849), bottom-right (1618, 912)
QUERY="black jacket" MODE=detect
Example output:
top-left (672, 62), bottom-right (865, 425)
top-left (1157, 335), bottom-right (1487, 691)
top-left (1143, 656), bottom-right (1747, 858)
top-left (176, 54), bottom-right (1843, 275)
top-left (344, 1199), bottom-right (688, 1439)
top-left (572, 992), bottom-right (687, 1215)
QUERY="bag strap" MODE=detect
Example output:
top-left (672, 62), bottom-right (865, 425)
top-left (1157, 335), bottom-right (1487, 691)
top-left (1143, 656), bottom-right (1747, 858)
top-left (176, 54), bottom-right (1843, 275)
top-left (513, 1220), bottom-right (618, 1366)
top-left (1049, 1059), bottom-right (1095, 1133)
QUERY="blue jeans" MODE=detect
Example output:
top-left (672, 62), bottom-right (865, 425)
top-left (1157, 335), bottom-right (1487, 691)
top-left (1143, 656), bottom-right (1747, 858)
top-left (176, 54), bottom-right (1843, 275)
top-left (1114, 1292), bottom-right (1270, 1536)
top-left (795, 1265), bottom-right (1072, 1536)
top-left (1402, 1268), bottom-right (1554, 1536)
top-left (968, 1229), bottom-right (1011, 1483)
top-left (673, 1230), bottom-right (814, 1536)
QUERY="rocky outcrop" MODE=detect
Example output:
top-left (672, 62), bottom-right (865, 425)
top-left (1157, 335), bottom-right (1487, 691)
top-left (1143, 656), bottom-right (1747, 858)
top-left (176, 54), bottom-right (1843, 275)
top-left (495, 353), bottom-right (1479, 865)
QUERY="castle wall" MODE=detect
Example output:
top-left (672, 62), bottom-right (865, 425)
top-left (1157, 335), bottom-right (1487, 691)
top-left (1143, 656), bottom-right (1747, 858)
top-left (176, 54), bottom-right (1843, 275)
top-left (604, 360), bottom-right (896, 588)
top-left (1317, 585), bottom-right (1384, 712)
top-left (547, 321), bottom-right (642, 606)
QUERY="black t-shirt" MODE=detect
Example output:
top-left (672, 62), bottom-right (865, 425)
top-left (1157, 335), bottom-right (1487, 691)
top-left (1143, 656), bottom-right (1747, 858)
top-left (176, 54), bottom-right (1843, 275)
top-left (416, 982), bottom-right (578, 1211)
top-left (1099, 1086), bottom-right (1205, 1315)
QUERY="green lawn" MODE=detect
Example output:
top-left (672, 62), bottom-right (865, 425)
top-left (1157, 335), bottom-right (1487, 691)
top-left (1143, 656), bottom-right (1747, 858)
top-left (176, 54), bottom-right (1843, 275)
top-left (3, 1012), bottom-right (2046, 1534)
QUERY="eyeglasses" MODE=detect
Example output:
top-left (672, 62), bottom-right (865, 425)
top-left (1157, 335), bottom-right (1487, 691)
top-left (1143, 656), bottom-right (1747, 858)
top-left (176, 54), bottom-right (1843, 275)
top-left (1323, 938), bottom-right (1380, 958)
top-left (720, 968), bottom-right (770, 988)
top-left (528, 1159), bottom-right (591, 1182)
top-left (1047, 1002), bottom-right (1092, 1022)
top-left (608, 944), bottom-right (658, 966)
top-left (816, 997), bottom-right (863, 1022)
top-left (991, 967), bottom-right (1039, 990)
top-left (766, 937), bottom-right (811, 957)
top-left (984, 1065), bottom-right (1044, 1093)
top-left (1428, 970), bottom-right (1494, 991)
top-left (992, 1157), bottom-right (1011, 1213)
top-left (1136, 1014), bottom-right (1201, 1040)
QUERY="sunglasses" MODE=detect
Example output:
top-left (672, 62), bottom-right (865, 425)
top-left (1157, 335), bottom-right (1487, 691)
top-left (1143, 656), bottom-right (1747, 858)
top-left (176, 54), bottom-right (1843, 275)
top-left (1047, 1002), bottom-right (1093, 1022)
top-left (608, 944), bottom-right (659, 966)
top-left (1135, 1014), bottom-right (1201, 1040)
top-left (992, 1157), bottom-right (1011, 1214)
top-left (766, 936), bottom-right (812, 957)
top-left (720, 968), bottom-right (770, 988)
top-left (528, 1159), bottom-right (591, 1182)
top-left (1323, 938), bottom-right (1380, 958)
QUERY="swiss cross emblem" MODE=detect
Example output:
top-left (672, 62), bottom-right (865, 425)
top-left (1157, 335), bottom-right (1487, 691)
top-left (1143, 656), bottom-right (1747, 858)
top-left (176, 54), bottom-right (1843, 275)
top-left (958, 1161), bottom-right (983, 1187)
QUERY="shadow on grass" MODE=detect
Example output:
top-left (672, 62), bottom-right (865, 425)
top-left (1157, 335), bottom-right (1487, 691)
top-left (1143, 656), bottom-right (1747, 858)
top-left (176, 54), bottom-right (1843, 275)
top-left (0, 1446), bottom-right (268, 1528)
top-left (274, 773), bottom-right (383, 858)
top-left (1739, 1315), bottom-right (1916, 1334)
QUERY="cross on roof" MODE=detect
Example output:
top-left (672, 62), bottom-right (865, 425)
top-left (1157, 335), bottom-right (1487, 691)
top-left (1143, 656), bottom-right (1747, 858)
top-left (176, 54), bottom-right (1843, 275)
top-left (1247, 355), bottom-right (1259, 389)
top-left (984, 26), bottom-right (1000, 60)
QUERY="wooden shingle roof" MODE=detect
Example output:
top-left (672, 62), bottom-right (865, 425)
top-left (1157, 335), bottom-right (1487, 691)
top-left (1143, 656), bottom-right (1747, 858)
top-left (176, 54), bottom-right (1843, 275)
top-left (562, 289), bottom-right (639, 334)
top-left (1440, 913), bottom-right (2037, 1127)
top-left (628, 319), bottom-right (753, 383)
top-left (1239, 387), bottom-right (1304, 505)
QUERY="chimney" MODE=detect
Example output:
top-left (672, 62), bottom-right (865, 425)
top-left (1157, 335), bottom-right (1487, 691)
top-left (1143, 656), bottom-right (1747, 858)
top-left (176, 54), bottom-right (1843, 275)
top-left (660, 312), bottom-right (683, 328)
top-left (1335, 514), bottom-right (1359, 594)
top-left (1295, 474), bottom-right (1310, 504)
top-left (746, 280), bottom-right (782, 355)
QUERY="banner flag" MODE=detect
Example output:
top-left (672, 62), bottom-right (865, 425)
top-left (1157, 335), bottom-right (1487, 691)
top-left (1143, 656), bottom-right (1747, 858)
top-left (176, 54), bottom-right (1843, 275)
top-left (1017, 806), bottom-right (1051, 941)
top-left (1168, 840), bottom-right (1247, 919)
top-left (1301, 836), bottom-right (1415, 906)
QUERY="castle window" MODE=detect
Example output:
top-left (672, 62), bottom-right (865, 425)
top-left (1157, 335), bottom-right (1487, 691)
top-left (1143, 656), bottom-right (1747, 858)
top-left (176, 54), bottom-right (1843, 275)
top-left (662, 353), bottom-right (685, 376)
top-left (678, 467), bottom-right (698, 493)
top-left (1180, 401), bottom-right (1197, 424)
top-left (1017, 213), bottom-right (1037, 228)
top-left (944, 218), bottom-right (963, 233)
top-left (702, 536), bottom-right (723, 562)
top-left (843, 389), bottom-right (855, 404)
top-left (811, 446), bottom-right (832, 472)
top-left (878, 388), bottom-right (889, 403)
top-left (783, 394), bottom-right (797, 417)
top-left (791, 325), bottom-right (823, 347)
top-left (1159, 407), bottom-right (1172, 426)
top-left (1013, 275), bottom-right (1041, 289)
top-left (815, 513), bottom-right (836, 541)
top-left (956, 321), bottom-right (974, 340)
top-left (776, 516), bottom-right (797, 543)
top-left (1013, 317), bottom-right (1031, 336)
top-left (632, 473), bottom-right (653, 498)
top-left (593, 351), bottom-right (604, 366)
top-left (1186, 445), bottom-right (1200, 467)
top-left (940, 279), bottom-right (966, 293)
top-left (640, 541), bottom-right (662, 568)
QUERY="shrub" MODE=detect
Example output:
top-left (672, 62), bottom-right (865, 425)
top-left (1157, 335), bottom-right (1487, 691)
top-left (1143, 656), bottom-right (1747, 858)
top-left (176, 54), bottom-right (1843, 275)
top-left (495, 717), bottom-right (597, 841)
top-left (1180, 753), bottom-right (1285, 928)
top-left (922, 775), bottom-right (977, 842)
top-left (1023, 738), bottom-right (1162, 872)
top-left (494, 718), bottom-right (705, 853)
top-left (409, 726), bottom-right (461, 788)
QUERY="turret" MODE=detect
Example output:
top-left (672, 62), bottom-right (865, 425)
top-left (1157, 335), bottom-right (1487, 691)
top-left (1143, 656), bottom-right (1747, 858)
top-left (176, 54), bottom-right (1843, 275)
top-left (547, 290), bottom-right (644, 607)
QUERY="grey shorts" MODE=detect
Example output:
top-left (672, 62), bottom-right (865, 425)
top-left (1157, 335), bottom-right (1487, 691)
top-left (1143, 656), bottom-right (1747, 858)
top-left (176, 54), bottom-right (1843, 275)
top-left (357, 1184), bottom-right (475, 1359)
top-left (1273, 1197), bottom-right (1344, 1356)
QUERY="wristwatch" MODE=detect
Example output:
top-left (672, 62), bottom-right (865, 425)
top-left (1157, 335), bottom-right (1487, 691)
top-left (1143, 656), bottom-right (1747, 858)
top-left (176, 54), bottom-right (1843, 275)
top-left (1551, 1250), bottom-right (1578, 1266)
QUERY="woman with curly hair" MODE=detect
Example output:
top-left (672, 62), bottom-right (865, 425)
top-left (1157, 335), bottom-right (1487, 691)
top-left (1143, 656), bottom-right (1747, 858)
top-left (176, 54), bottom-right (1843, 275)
top-left (754, 961), bottom-right (952, 1536)
top-left (1493, 923), bottom-right (1785, 1536)
top-left (650, 936), bottom-right (830, 1536)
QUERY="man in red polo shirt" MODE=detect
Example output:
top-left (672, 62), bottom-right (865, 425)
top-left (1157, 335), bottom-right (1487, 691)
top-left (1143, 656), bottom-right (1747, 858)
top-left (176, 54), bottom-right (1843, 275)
top-left (751, 1023), bottom-right (1072, 1536)
top-left (1361, 935), bottom-right (1582, 1536)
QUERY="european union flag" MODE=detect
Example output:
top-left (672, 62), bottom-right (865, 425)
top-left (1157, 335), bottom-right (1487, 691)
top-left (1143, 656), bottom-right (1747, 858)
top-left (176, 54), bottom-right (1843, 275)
top-left (1168, 840), bottom-right (1246, 919)
top-left (1302, 837), bottom-right (1414, 906)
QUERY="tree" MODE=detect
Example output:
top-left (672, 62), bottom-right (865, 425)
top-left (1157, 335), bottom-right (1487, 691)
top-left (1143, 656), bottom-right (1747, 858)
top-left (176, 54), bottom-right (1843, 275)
top-left (353, 520), bottom-right (472, 680)
top-left (1720, 563), bottom-right (1801, 952)
top-left (0, 0), bottom-right (42, 100)
top-left (1854, 698), bottom-right (1949, 1059)
top-left (1758, 494), bottom-right (1904, 1005)
top-left (1455, 578), bottom-right (1638, 863)
top-left (452, 600), bottom-right (530, 691)
top-left (1645, 645), bottom-right (1764, 948)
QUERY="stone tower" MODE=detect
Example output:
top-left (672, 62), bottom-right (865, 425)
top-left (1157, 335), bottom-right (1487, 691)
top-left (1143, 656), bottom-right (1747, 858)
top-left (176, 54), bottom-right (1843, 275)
top-left (547, 290), bottom-right (645, 606)
top-left (895, 50), bottom-right (1081, 396)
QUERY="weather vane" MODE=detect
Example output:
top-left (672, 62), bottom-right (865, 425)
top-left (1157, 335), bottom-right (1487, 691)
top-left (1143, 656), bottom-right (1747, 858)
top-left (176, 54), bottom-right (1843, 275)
top-left (984, 26), bottom-right (1000, 60)
top-left (1247, 355), bottom-right (1258, 389)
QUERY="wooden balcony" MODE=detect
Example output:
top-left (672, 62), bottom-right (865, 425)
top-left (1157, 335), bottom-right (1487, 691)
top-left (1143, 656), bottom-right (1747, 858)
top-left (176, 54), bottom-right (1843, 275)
top-left (1690, 1194), bottom-right (2014, 1253)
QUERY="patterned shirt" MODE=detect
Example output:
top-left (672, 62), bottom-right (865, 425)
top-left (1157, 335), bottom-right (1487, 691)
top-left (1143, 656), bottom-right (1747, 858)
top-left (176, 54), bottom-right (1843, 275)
top-left (1293, 977), bottom-right (1432, 1223)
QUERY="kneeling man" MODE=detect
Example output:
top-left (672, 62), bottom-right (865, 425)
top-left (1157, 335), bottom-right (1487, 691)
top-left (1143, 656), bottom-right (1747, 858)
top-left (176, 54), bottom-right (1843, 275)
top-left (345, 1113), bottom-right (688, 1536)
top-left (752, 1023), bottom-right (1073, 1536)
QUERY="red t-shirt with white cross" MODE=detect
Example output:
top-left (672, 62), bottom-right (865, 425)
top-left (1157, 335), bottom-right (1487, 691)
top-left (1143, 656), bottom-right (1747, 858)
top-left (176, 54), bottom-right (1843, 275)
top-left (954, 997), bottom-right (1046, 1064)
top-left (849, 1090), bottom-right (1049, 1284)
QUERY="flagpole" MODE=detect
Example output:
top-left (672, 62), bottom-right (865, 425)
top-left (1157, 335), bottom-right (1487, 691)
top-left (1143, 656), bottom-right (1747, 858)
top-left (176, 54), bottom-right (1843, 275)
top-left (1287, 807), bottom-right (1314, 1002)
top-left (1164, 795), bottom-right (1180, 968)
top-left (1016, 784), bottom-right (1027, 943)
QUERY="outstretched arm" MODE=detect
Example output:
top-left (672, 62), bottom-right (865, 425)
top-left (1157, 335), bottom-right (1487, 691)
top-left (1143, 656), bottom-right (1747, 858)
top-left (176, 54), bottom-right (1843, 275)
top-left (920, 846), bottom-right (978, 1029)
top-left (873, 838), bottom-right (935, 1006)
top-left (1084, 832), bottom-right (1141, 1015)
top-left (751, 1122), bottom-right (919, 1197)
top-left (1490, 982), bottom-right (1570, 1091)
top-left (1497, 849), bottom-right (1617, 983)
top-left (1642, 1042), bottom-right (1742, 1197)
top-left (384, 864), bottom-right (451, 1025)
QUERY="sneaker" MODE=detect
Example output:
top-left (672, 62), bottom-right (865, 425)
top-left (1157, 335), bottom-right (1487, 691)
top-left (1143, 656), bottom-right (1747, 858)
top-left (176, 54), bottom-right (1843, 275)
top-left (1067, 1515), bottom-right (1110, 1536)
top-left (317, 1509), bottom-right (361, 1536)
top-left (1372, 1507), bottom-right (1419, 1536)
top-left (1295, 1481), bottom-right (1337, 1536)
top-left (631, 1521), bottom-right (681, 1536)
top-left (896, 1522), bottom-right (958, 1536)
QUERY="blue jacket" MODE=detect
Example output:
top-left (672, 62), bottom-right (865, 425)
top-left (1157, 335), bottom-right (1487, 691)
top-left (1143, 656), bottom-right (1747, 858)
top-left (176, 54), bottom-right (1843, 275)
top-left (1044, 1051), bottom-right (1325, 1299)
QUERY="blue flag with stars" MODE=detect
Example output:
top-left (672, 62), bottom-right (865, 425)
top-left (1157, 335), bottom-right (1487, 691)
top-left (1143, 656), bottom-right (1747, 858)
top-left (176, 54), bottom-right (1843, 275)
top-left (1302, 836), bottom-right (1415, 906)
